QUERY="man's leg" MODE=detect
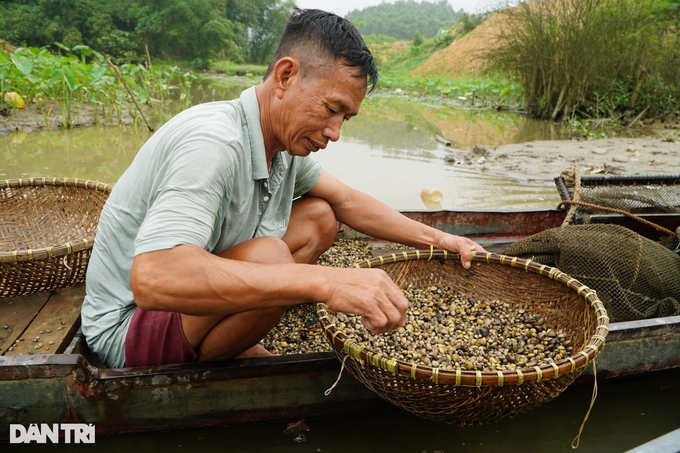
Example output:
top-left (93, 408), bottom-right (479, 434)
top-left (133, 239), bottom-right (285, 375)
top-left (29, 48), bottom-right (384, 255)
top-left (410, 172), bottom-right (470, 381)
top-left (281, 195), bottom-right (338, 264)
top-left (181, 196), bottom-right (337, 362)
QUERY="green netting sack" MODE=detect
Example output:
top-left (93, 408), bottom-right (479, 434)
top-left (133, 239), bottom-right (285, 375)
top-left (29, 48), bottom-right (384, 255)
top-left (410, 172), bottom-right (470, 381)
top-left (503, 224), bottom-right (680, 323)
top-left (558, 169), bottom-right (680, 216)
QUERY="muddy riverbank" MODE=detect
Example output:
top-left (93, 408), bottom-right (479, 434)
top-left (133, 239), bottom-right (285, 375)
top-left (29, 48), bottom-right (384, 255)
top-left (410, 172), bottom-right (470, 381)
top-left (451, 131), bottom-right (680, 182)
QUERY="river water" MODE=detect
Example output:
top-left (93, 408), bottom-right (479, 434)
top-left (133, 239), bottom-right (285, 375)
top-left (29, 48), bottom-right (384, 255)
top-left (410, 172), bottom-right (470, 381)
top-left (0, 87), bottom-right (568, 211)
top-left (14, 369), bottom-right (680, 452)
top-left (2, 86), bottom-right (678, 452)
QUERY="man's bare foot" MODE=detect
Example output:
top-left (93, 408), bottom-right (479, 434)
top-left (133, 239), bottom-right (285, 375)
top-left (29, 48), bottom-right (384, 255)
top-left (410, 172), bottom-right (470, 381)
top-left (235, 343), bottom-right (273, 358)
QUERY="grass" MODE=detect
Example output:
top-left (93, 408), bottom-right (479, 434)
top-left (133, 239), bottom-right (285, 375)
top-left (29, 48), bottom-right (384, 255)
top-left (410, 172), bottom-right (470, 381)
top-left (210, 61), bottom-right (268, 77)
top-left (363, 34), bottom-right (524, 111)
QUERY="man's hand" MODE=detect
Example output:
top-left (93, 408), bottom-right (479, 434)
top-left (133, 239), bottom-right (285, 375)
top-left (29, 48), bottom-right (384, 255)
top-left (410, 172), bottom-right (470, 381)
top-left (323, 267), bottom-right (409, 334)
top-left (435, 234), bottom-right (488, 269)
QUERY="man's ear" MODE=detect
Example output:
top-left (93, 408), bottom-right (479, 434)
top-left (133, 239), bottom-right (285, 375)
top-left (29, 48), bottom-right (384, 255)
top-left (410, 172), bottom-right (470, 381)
top-left (272, 57), bottom-right (299, 98)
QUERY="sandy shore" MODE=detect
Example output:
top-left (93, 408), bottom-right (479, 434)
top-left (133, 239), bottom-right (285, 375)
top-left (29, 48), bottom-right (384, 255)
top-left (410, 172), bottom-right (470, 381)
top-left (450, 133), bottom-right (680, 182)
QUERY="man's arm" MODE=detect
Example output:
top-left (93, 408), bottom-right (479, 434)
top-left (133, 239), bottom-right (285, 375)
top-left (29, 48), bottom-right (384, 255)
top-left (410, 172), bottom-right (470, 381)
top-left (131, 243), bottom-right (407, 334)
top-left (306, 171), bottom-right (485, 269)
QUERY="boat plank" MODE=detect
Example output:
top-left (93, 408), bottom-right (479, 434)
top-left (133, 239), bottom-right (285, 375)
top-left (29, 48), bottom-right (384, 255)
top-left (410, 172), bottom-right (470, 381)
top-left (5, 284), bottom-right (84, 355)
top-left (0, 292), bottom-right (51, 354)
top-left (625, 427), bottom-right (680, 453)
top-left (340, 210), bottom-right (567, 240)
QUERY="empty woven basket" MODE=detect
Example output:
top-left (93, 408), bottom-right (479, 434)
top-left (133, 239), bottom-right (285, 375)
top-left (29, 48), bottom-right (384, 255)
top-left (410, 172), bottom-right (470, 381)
top-left (317, 250), bottom-right (609, 426)
top-left (1, 177), bottom-right (112, 297)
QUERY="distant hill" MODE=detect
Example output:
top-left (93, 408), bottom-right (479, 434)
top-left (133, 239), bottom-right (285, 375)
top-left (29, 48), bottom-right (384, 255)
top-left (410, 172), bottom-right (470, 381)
top-left (347, 0), bottom-right (463, 40)
top-left (411, 11), bottom-right (503, 77)
top-left (362, 9), bottom-right (498, 78)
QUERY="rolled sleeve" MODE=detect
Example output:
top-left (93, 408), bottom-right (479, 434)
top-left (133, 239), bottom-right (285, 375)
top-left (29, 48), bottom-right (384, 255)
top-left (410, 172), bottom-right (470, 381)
top-left (135, 141), bottom-right (233, 255)
top-left (293, 157), bottom-right (323, 198)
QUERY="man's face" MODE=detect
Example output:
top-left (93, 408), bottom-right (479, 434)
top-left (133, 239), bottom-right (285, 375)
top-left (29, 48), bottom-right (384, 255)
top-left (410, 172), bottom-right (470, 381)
top-left (278, 59), bottom-right (367, 157)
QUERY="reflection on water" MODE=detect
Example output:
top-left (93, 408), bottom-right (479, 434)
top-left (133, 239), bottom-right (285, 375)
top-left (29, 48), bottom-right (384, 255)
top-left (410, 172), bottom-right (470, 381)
top-left (0, 91), bottom-right (567, 210)
top-left (353, 95), bottom-right (569, 149)
top-left (14, 370), bottom-right (680, 453)
top-left (313, 136), bottom-right (559, 210)
top-left (0, 127), bottom-right (151, 184)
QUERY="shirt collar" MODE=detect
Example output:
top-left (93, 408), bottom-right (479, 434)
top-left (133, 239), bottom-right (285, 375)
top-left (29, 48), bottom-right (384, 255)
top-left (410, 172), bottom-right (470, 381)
top-left (240, 86), bottom-right (270, 180)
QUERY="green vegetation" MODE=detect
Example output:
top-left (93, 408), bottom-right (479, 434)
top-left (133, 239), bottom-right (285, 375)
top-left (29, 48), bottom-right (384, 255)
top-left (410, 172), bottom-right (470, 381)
top-left (412, 30), bottom-right (425, 48)
top-left (0, 44), bottom-right (201, 128)
top-left (210, 62), bottom-right (267, 77)
top-left (1, 0), bottom-right (498, 130)
top-left (377, 74), bottom-right (523, 111)
top-left (347, 0), bottom-right (464, 40)
top-left (2, 0), bottom-right (676, 130)
top-left (485, 0), bottom-right (680, 122)
top-left (364, 17), bottom-right (521, 112)
top-left (0, 0), bottom-right (294, 68)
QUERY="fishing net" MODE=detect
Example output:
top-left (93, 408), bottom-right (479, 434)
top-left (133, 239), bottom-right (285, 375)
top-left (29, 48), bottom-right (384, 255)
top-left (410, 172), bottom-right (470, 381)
top-left (503, 169), bottom-right (680, 323)
top-left (556, 169), bottom-right (680, 248)
top-left (557, 168), bottom-right (680, 218)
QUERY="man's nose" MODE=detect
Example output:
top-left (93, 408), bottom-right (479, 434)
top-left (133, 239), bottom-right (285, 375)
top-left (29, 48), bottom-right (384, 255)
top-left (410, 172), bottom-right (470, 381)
top-left (323, 116), bottom-right (343, 142)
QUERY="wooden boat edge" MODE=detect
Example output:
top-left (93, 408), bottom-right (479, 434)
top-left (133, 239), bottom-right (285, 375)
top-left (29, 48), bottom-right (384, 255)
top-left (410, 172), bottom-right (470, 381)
top-left (2, 207), bottom-right (680, 437)
top-left (1, 313), bottom-right (679, 438)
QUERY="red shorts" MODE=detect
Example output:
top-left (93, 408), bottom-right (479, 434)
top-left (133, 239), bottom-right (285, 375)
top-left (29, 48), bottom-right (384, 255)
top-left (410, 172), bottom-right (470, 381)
top-left (124, 309), bottom-right (198, 367)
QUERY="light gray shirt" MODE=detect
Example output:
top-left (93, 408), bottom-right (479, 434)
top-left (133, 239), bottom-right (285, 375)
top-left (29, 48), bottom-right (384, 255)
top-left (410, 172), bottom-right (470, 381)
top-left (81, 86), bottom-right (323, 368)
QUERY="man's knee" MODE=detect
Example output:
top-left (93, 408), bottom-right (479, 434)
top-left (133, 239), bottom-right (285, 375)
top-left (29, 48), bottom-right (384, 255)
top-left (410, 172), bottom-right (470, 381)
top-left (217, 236), bottom-right (294, 264)
top-left (296, 197), bottom-right (337, 244)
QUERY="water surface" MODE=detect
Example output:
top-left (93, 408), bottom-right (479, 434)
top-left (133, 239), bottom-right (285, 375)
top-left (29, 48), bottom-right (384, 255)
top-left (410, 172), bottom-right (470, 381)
top-left (0, 94), bottom-right (569, 210)
top-left (14, 369), bottom-right (680, 452)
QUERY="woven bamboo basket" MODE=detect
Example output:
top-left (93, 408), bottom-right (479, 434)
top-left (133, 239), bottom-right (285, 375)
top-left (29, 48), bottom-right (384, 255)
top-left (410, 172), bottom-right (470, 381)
top-left (317, 250), bottom-right (609, 426)
top-left (0, 177), bottom-right (112, 297)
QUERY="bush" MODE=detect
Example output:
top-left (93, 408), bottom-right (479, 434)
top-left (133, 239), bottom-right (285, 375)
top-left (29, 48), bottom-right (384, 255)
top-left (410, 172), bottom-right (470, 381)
top-left (412, 30), bottom-right (425, 47)
top-left (95, 30), bottom-right (145, 66)
top-left (486, 0), bottom-right (680, 121)
top-left (433, 28), bottom-right (455, 49)
top-left (190, 57), bottom-right (211, 71)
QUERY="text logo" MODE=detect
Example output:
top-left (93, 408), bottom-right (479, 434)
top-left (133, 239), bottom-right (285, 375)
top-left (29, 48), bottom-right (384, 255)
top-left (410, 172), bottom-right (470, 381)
top-left (10, 424), bottom-right (95, 444)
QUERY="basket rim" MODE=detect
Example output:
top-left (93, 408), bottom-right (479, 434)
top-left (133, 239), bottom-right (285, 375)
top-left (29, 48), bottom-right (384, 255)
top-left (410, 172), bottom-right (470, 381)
top-left (317, 249), bottom-right (610, 388)
top-left (0, 177), bottom-right (113, 263)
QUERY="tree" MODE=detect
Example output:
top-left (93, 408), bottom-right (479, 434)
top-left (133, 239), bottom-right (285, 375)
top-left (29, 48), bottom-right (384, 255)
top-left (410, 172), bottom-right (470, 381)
top-left (346, 0), bottom-right (462, 40)
top-left (0, 0), bottom-right (113, 50)
top-left (226, 0), bottom-right (294, 64)
top-left (137, 0), bottom-right (236, 62)
top-left (412, 30), bottom-right (424, 47)
top-left (0, 0), bottom-right (295, 65)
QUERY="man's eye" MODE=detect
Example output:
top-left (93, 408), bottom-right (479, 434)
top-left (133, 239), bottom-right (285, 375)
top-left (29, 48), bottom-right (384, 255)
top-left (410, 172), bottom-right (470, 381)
top-left (328, 107), bottom-right (337, 115)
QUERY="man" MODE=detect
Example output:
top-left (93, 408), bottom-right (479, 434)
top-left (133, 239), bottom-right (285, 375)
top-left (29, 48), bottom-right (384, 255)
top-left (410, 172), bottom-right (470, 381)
top-left (82, 9), bottom-right (484, 368)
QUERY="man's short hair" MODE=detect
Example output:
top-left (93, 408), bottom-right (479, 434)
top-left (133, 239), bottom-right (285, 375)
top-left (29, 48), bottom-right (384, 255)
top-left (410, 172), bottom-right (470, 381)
top-left (264, 9), bottom-right (378, 93)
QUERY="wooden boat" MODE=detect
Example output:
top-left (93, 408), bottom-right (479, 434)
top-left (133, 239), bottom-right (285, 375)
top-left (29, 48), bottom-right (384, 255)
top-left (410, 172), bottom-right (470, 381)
top-left (1, 208), bottom-right (679, 439)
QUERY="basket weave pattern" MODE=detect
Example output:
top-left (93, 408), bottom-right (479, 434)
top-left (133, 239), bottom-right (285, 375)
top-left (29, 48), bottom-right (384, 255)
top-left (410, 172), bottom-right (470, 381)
top-left (318, 250), bottom-right (609, 425)
top-left (1, 178), bottom-right (112, 297)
